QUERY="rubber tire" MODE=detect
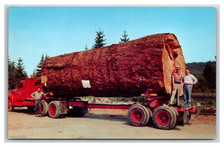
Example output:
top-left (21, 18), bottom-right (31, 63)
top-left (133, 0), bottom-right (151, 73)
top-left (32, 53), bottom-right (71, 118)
top-left (27, 106), bottom-right (35, 111)
top-left (72, 106), bottom-right (88, 117)
top-left (146, 107), bottom-right (153, 125)
top-left (186, 112), bottom-right (191, 123)
top-left (183, 111), bottom-right (191, 124)
top-left (128, 104), bottom-right (150, 126)
top-left (169, 106), bottom-right (179, 127)
top-left (41, 100), bottom-right (49, 116)
top-left (48, 101), bottom-right (60, 118)
top-left (152, 106), bottom-right (177, 130)
top-left (164, 106), bottom-right (177, 129)
top-left (8, 99), bottom-right (14, 112)
top-left (177, 112), bottom-right (184, 125)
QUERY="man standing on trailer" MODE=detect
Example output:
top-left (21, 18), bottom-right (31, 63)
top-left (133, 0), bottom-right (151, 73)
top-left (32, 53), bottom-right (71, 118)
top-left (31, 87), bottom-right (47, 117)
top-left (183, 69), bottom-right (198, 108)
top-left (169, 65), bottom-right (182, 107)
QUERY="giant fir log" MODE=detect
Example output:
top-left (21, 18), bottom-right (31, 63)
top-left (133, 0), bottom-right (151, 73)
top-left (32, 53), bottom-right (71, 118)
top-left (41, 33), bottom-right (186, 97)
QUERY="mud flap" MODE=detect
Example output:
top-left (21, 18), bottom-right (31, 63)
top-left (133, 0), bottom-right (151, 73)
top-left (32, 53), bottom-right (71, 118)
top-left (195, 103), bottom-right (201, 118)
top-left (183, 110), bottom-right (188, 124)
top-left (59, 101), bottom-right (67, 115)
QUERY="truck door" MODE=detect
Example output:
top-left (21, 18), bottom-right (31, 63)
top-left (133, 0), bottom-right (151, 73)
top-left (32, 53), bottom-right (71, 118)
top-left (17, 82), bottom-right (25, 101)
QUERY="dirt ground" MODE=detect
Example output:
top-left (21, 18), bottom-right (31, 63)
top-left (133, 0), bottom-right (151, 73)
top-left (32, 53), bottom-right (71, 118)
top-left (8, 107), bottom-right (216, 139)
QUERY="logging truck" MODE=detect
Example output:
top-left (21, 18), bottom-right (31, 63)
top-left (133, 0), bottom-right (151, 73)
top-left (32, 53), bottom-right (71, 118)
top-left (8, 33), bottom-right (200, 130)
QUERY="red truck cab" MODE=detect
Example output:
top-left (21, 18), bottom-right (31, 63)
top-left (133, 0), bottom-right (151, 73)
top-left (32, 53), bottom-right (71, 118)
top-left (8, 77), bottom-right (45, 111)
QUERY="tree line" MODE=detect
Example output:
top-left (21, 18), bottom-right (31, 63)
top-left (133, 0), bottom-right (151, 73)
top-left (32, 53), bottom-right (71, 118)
top-left (186, 61), bottom-right (216, 93)
top-left (8, 54), bottom-right (49, 90)
top-left (8, 57), bottom-right (28, 90)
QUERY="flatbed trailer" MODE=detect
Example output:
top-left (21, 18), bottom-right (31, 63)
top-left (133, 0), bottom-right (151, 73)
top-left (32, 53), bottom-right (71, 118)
top-left (8, 78), bottom-right (199, 130)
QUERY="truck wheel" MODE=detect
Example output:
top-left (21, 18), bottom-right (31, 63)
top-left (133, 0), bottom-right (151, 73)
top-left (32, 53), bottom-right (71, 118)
top-left (128, 104), bottom-right (150, 126)
top-left (169, 106), bottom-right (179, 126)
top-left (27, 106), bottom-right (35, 111)
top-left (152, 106), bottom-right (177, 130)
top-left (186, 112), bottom-right (191, 123)
top-left (48, 101), bottom-right (60, 118)
top-left (41, 100), bottom-right (49, 116)
top-left (146, 107), bottom-right (153, 124)
top-left (183, 111), bottom-right (191, 124)
top-left (8, 99), bottom-right (14, 112)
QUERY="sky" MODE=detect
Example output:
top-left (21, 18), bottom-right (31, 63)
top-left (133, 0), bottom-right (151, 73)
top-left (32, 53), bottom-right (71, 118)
top-left (8, 7), bottom-right (216, 76)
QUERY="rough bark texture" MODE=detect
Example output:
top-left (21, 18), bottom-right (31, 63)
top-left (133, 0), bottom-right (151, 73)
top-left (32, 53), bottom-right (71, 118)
top-left (41, 33), bottom-right (186, 97)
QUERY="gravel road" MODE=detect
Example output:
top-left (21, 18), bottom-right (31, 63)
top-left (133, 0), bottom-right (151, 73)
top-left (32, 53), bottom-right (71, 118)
top-left (8, 107), bottom-right (216, 139)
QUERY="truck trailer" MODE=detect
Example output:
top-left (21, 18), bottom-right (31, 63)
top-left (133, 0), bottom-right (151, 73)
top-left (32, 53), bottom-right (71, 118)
top-left (8, 33), bottom-right (199, 130)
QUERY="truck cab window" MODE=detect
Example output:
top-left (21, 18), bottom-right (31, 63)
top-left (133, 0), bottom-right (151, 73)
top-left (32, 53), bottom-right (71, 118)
top-left (19, 83), bottom-right (23, 89)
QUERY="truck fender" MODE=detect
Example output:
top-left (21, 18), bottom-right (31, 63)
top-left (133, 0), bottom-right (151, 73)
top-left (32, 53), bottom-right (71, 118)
top-left (8, 94), bottom-right (14, 103)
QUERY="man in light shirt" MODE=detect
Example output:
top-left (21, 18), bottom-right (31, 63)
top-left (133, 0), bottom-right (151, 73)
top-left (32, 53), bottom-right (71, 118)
top-left (182, 69), bottom-right (198, 108)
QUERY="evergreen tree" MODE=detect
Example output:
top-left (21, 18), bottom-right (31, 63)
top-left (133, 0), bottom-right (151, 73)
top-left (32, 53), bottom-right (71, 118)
top-left (203, 61), bottom-right (216, 90)
top-left (16, 57), bottom-right (27, 80)
top-left (36, 54), bottom-right (50, 77)
top-left (45, 54), bottom-right (50, 60)
top-left (93, 29), bottom-right (106, 48)
top-left (36, 54), bottom-right (45, 77)
top-left (8, 57), bottom-right (27, 90)
top-left (120, 30), bottom-right (129, 43)
top-left (85, 45), bottom-right (88, 50)
top-left (8, 57), bottom-right (18, 89)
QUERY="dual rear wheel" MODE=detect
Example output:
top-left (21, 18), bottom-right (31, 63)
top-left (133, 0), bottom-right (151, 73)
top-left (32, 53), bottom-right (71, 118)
top-left (128, 104), bottom-right (179, 130)
top-left (152, 106), bottom-right (177, 130)
top-left (128, 104), bottom-right (152, 126)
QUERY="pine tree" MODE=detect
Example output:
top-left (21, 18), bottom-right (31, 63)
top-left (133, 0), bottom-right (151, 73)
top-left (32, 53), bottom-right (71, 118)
top-left (14, 57), bottom-right (27, 89)
top-left (36, 54), bottom-right (45, 77)
top-left (36, 54), bottom-right (50, 77)
top-left (45, 54), bottom-right (50, 60)
top-left (93, 29), bottom-right (106, 49)
top-left (85, 45), bottom-right (88, 50)
top-left (203, 61), bottom-right (216, 90)
top-left (8, 57), bottom-right (27, 90)
top-left (120, 30), bottom-right (129, 43)
top-left (8, 57), bottom-right (17, 89)
top-left (16, 57), bottom-right (27, 80)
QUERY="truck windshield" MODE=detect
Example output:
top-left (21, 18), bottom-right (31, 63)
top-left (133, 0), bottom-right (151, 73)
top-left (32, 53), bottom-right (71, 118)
top-left (19, 83), bottom-right (23, 89)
